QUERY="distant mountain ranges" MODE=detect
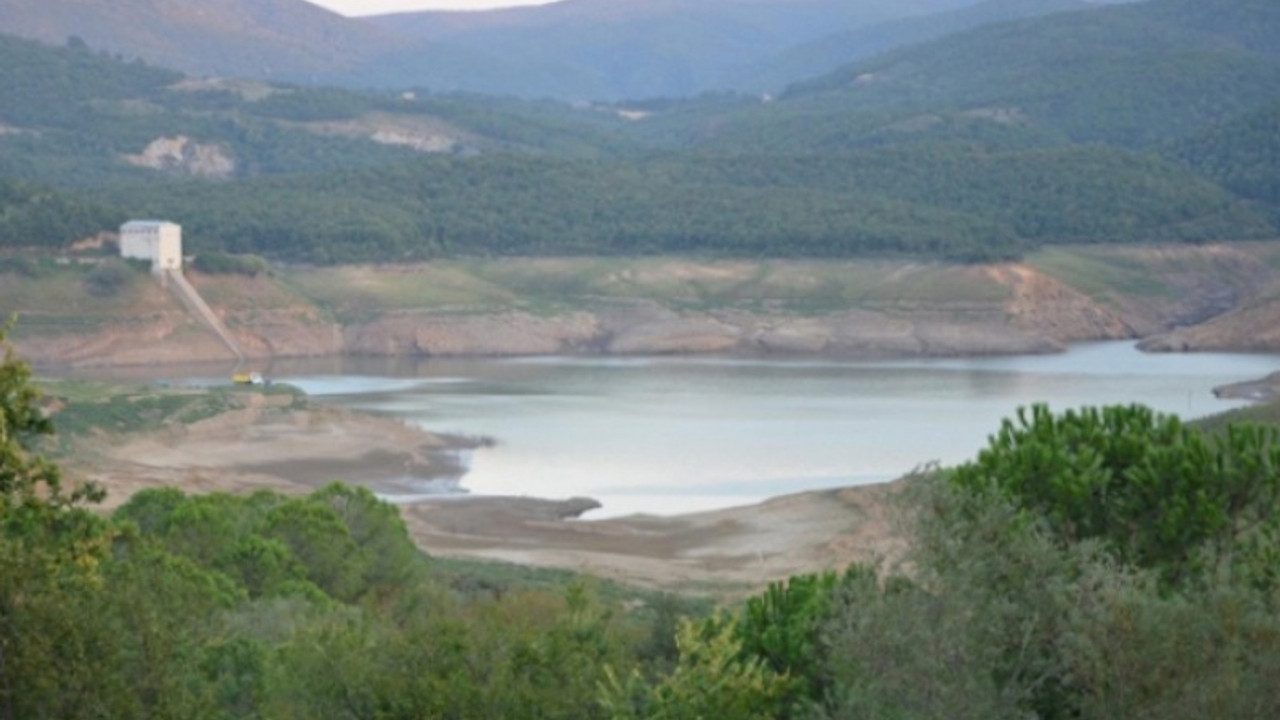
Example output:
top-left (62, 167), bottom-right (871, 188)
top-left (0, 0), bottom-right (1277, 265)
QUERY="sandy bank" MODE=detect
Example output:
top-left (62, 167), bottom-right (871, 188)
top-left (1213, 371), bottom-right (1280, 402)
top-left (71, 391), bottom-right (483, 510)
top-left (399, 483), bottom-right (906, 593)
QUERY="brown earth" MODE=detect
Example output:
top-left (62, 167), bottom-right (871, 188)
top-left (8, 256), bottom-right (1183, 368)
top-left (1212, 371), bottom-right (1280, 402)
top-left (71, 392), bottom-right (480, 511)
top-left (400, 483), bottom-right (907, 594)
top-left (1139, 297), bottom-right (1280, 354)
top-left (986, 264), bottom-right (1136, 342)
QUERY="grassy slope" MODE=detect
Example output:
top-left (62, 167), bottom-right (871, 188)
top-left (281, 258), bottom-right (1012, 323)
top-left (0, 261), bottom-right (174, 336)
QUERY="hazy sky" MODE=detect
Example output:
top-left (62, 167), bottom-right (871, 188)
top-left (307, 0), bottom-right (558, 15)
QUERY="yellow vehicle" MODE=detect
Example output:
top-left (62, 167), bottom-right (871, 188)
top-left (231, 371), bottom-right (265, 385)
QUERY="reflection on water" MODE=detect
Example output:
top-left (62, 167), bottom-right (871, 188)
top-left (56, 343), bottom-right (1279, 518)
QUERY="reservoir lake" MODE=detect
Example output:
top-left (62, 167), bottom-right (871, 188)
top-left (261, 342), bottom-right (1277, 518)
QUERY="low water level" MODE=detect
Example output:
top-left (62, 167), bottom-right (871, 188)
top-left (272, 342), bottom-right (1276, 517)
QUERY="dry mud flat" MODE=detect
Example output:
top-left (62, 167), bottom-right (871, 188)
top-left (401, 483), bottom-right (906, 593)
top-left (70, 393), bottom-right (904, 593)
top-left (78, 392), bottom-right (478, 509)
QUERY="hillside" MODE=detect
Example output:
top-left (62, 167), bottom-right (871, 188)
top-left (0, 179), bottom-right (120, 248)
top-left (0, 32), bottom-right (644, 190)
top-left (731, 0), bottom-right (1093, 94)
top-left (8, 245), bottom-right (1280, 367)
top-left (1170, 100), bottom-right (1280, 208)
top-left (0, 0), bottom-right (1277, 268)
top-left (690, 0), bottom-right (1280, 151)
top-left (0, 0), bottom-right (400, 81)
top-left (362, 0), bottom-right (985, 99)
top-left (103, 147), bottom-right (1269, 264)
top-left (0, 0), bottom-right (996, 100)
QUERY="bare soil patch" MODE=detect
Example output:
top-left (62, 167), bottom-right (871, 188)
top-left (400, 482), bottom-right (907, 594)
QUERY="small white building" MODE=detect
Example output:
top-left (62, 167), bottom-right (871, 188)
top-left (120, 220), bottom-right (182, 275)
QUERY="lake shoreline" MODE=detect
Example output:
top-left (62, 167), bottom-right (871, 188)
top-left (1213, 371), bottom-right (1280, 402)
top-left (55, 383), bottom-right (905, 593)
top-left (55, 342), bottom-right (1278, 592)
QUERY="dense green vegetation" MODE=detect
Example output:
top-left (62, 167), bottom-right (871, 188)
top-left (767, 0), bottom-right (1280, 150)
top-left (103, 145), bottom-right (1270, 264)
top-left (0, 0), bottom-right (1278, 266)
top-left (1171, 101), bottom-right (1280, 208)
top-left (0, 178), bottom-right (122, 249)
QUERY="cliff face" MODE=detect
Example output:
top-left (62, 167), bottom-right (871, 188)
top-left (10, 246), bottom-right (1280, 368)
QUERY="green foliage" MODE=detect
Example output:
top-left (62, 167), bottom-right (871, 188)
top-left (949, 403), bottom-right (1280, 587)
top-left (848, 461), bottom-right (1280, 720)
top-left (111, 143), bottom-right (1269, 266)
top-left (0, 178), bottom-right (121, 249)
top-left (3, 326), bottom-right (676, 719)
top-left (15, 325), bottom-right (1280, 719)
top-left (814, 564), bottom-right (1039, 720)
top-left (82, 257), bottom-right (139, 297)
top-left (600, 614), bottom-right (789, 720)
top-left (775, 0), bottom-right (1280, 150)
top-left (244, 88), bottom-right (371, 122)
top-left (114, 483), bottom-right (428, 605)
top-left (2, 6), bottom-right (1278, 266)
top-left (1171, 101), bottom-right (1280, 206)
top-left (191, 252), bottom-right (270, 277)
top-left (41, 384), bottom-right (235, 440)
top-left (0, 34), bottom-right (180, 130)
top-left (736, 571), bottom-right (840, 707)
top-left (1060, 563), bottom-right (1280, 719)
top-left (0, 256), bottom-right (50, 279)
top-left (0, 322), bottom-right (110, 718)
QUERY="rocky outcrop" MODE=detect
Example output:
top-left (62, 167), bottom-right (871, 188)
top-left (1139, 298), bottom-right (1280, 353)
top-left (307, 113), bottom-right (473, 154)
top-left (122, 136), bottom-right (237, 179)
top-left (988, 265), bottom-right (1136, 342)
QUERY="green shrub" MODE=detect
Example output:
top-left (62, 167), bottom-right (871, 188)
top-left (191, 252), bottom-right (270, 277)
top-left (948, 403), bottom-right (1280, 588)
top-left (83, 258), bottom-right (138, 297)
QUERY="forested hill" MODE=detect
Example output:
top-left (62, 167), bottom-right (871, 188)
top-left (680, 0), bottom-right (1280, 154)
top-left (360, 0), bottom-right (990, 99)
top-left (0, 0), bottom-right (1278, 264)
top-left (0, 0), bottom-right (995, 100)
top-left (104, 148), bottom-right (1267, 264)
top-left (0, 0), bottom-right (397, 80)
top-left (729, 0), bottom-right (1094, 95)
top-left (1172, 101), bottom-right (1280, 209)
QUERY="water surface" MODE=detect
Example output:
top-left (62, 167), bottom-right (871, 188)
top-left (267, 343), bottom-right (1276, 517)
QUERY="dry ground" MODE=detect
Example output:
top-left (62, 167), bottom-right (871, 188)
top-left (400, 483), bottom-right (906, 594)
